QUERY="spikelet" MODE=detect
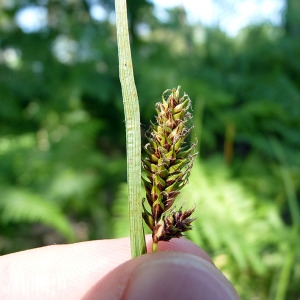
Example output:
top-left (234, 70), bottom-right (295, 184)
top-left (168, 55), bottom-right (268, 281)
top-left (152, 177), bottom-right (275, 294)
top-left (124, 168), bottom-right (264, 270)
top-left (142, 86), bottom-right (197, 246)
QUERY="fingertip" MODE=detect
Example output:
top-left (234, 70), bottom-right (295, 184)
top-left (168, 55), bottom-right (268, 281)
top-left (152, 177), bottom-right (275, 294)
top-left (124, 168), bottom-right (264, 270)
top-left (146, 235), bottom-right (214, 264)
top-left (125, 253), bottom-right (239, 300)
top-left (84, 251), bottom-right (239, 300)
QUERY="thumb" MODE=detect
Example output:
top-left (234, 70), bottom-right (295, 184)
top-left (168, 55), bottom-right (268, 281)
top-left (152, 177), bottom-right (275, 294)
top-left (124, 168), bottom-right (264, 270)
top-left (83, 251), bottom-right (239, 300)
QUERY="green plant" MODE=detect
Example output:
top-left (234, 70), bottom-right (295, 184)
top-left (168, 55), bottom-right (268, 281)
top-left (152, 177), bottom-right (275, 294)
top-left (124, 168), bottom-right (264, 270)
top-left (0, 186), bottom-right (76, 249)
top-left (115, 2), bottom-right (197, 255)
top-left (180, 157), bottom-right (291, 299)
top-left (115, 0), bottom-right (146, 257)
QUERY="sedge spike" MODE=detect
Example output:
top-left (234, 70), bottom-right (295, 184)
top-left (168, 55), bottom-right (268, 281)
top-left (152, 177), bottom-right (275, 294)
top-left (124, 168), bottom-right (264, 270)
top-left (142, 86), bottom-right (197, 251)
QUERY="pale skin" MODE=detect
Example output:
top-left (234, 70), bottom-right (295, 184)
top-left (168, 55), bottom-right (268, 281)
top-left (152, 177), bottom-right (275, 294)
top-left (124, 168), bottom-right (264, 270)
top-left (0, 235), bottom-right (240, 299)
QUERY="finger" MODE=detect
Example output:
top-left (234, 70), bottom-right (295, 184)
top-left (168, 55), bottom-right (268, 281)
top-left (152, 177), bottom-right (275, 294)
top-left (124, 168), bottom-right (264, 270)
top-left (0, 236), bottom-right (212, 299)
top-left (0, 238), bottom-right (132, 299)
top-left (83, 251), bottom-right (240, 300)
top-left (147, 236), bottom-right (214, 264)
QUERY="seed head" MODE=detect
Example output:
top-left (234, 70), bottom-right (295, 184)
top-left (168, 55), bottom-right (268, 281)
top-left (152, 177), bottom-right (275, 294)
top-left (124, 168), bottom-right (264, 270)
top-left (142, 86), bottom-right (197, 244)
top-left (152, 207), bottom-right (196, 243)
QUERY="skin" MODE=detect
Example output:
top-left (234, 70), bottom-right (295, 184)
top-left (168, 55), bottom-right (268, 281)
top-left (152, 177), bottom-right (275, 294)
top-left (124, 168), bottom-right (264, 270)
top-left (0, 235), bottom-right (240, 299)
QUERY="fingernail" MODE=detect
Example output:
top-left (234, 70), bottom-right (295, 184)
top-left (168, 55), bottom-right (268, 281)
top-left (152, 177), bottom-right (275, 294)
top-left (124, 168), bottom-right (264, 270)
top-left (125, 253), bottom-right (239, 300)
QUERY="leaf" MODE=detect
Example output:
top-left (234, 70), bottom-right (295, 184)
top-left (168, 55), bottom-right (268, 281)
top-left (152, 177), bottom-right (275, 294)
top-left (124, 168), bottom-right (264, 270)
top-left (0, 187), bottom-right (75, 242)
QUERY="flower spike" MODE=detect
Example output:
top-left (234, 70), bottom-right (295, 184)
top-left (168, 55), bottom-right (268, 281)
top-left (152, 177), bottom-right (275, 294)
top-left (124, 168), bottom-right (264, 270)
top-left (142, 86), bottom-right (197, 251)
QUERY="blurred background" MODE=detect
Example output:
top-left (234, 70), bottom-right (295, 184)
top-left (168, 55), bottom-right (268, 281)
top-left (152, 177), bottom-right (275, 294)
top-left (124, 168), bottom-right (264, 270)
top-left (0, 0), bottom-right (299, 298)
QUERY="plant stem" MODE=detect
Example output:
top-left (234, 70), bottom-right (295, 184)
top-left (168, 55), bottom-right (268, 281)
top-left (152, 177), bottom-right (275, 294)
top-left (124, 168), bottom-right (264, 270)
top-left (115, 0), bottom-right (146, 257)
top-left (152, 242), bottom-right (158, 253)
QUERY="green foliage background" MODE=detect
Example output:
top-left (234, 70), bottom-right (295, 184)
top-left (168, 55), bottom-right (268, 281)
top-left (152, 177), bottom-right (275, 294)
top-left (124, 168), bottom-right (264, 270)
top-left (0, 0), bottom-right (299, 299)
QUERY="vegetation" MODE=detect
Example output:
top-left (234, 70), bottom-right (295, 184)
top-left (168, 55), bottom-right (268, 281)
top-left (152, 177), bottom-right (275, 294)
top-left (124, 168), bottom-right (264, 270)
top-left (115, 0), bottom-right (146, 257)
top-left (0, 0), bottom-right (299, 299)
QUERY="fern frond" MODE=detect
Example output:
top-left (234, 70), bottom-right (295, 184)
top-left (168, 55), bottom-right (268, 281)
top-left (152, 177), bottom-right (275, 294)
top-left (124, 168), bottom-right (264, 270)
top-left (0, 187), bottom-right (75, 242)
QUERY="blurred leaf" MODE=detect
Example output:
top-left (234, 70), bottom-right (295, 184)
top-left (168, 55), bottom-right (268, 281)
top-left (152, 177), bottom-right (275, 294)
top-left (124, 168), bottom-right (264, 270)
top-left (0, 187), bottom-right (75, 242)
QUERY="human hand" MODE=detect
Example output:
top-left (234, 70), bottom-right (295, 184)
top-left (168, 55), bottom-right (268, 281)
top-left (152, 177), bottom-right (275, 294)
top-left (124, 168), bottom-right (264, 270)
top-left (0, 235), bottom-right (239, 299)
